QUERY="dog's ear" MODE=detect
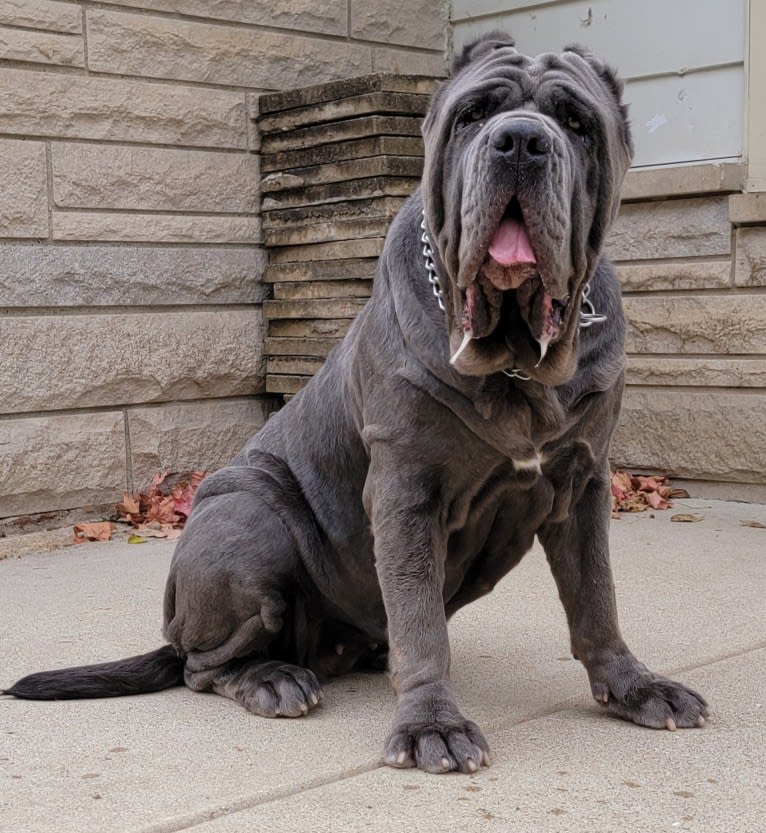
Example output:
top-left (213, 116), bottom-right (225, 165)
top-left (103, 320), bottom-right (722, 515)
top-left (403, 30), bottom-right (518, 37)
top-left (563, 44), bottom-right (633, 155)
top-left (452, 31), bottom-right (516, 74)
top-left (563, 44), bottom-right (624, 103)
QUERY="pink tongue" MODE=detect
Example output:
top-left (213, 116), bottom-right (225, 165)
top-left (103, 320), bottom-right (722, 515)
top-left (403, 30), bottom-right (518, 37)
top-left (488, 218), bottom-right (536, 266)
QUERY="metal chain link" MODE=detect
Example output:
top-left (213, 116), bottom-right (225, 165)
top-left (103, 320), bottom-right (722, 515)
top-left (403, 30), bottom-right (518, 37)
top-left (420, 211), bottom-right (607, 381)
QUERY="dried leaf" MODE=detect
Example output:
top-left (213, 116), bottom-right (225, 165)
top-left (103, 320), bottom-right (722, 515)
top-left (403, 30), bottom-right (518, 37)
top-left (134, 523), bottom-right (183, 539)
top-left (645, 490), bottom-right (671, 510)
top-left (127, 534), bottom-right (147, 544)
top-left (73, 521), bottom-right (115, 544)
top-left (171, 482), bottom-right (196, 518)
top-left (670, 513), bottom-right (704, 523)
top-left (145, 494), bottom-right (180, 526)
top-left (611, 469), bottom-right (678, 515)
top-left (117, 493), bottom-right (140, 516)
top-left (739, 520), bottom-right (766, 529)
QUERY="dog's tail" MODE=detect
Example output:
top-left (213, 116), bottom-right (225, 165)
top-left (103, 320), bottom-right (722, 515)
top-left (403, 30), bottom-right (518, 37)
top-left (2, 645), bottom-right (185, 700)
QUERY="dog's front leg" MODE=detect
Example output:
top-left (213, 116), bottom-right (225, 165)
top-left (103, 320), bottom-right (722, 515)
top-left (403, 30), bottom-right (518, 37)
top-left (365, 454), bottom-right (490, 773)
top-left (539, 467), bottom-right (708, 730)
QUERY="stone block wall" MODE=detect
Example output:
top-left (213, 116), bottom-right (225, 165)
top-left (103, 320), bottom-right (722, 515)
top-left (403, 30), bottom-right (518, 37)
top-left (608, 166), bottom-right (766, 500)
top-left (0, 0), bottom-right (448, 530)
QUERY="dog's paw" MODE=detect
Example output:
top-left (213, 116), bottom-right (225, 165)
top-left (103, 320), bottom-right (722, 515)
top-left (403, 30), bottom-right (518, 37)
top-left (218, 661), bottom-right (323, 718)
top-left (591, 664), bottom-right (708, 730)
top-left (383, 718), bottom-right (491, 774)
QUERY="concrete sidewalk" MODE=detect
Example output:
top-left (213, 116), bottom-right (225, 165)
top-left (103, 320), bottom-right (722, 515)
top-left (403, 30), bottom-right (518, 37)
top-left (1, 498), bottom-right (765, 833)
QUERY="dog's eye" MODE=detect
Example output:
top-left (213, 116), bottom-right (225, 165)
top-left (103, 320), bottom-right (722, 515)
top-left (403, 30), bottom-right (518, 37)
top-left (456, 105), bottom-right (486, 130)
top-left (566, 115), bottom-right (583, 133)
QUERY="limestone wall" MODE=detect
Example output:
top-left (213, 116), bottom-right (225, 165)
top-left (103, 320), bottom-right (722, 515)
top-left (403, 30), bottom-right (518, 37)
top-left (609, 166), bottom-right (766, 500)
top-left (0, 0), bottom-right (448, 529)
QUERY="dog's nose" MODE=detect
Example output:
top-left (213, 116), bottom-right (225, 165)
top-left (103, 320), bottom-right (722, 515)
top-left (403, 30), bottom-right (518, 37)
top-left (491, 119), bottom-right (551, 166)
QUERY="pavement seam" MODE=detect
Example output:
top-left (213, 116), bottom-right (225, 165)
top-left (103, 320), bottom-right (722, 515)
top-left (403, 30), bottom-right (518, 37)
top-left (132, 640), bottom-right (766, 833)
top-left (486, 638), bottom-right (766, 734)
top-left (135, 761), bottom-right (382, 833)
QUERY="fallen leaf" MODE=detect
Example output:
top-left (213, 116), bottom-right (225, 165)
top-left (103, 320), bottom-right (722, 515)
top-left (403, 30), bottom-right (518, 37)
top-left (739, 520), bottom-right (766, 529)
top-left (171, 482), bottom-right (196, 518)
top-left (645, 490), bottom-right (671, 510)
top-left (611, 469), bottom-right (678, 515)
top-left (127, 534), bottom-right (147, 544)
top-left (147, 470), bottom-right (169, 492)
top-left (670, 513), bottom-right (705, 523)
top-left (117, 493), bottom-right (140, 516)
top-left (145, 494), bottom-right (179, 526)
top-left (73, 521), bottom-right (115, 544)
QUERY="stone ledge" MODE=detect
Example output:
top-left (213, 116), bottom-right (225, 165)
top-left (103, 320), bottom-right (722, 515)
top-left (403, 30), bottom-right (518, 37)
top-left (263, 196), bottom-right (406, 229)
top-left (257, 92), bottom-right (431, 134)
top-left (269, 318), bottom-right (354, 338)
top-left (265, 337), bottom-right (337, 358)
top-left (264, 298), bottom-right (368, 320)
top-left (622, 162), bottom-right (746, 202)
top-left (268, 237), bottom-right (384, 263)
top-left (261, 155), bottom-right (423, 193)
top-left (262, 136), bottom-right (424, 173)
top-left (260, 114), bottom-right (424, 155)
top-left (730, 192), bottom-right (766, 224)
top-left (262, 177), bottom-right (419, 211)
top-left (272, 280), bottom-right (373, 301)
top-left (266, 374), bottom-right (310, 395)
top-left (265, 258), bottom-right (377, 284)
top-left (257, 73), bottom-right (438, 116)
top-left (265, 216), bottom-right (393, 247)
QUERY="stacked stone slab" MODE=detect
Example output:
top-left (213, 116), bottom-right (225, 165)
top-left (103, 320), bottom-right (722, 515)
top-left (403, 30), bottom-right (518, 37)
top-left (256, 74), bottom-right (439, 396)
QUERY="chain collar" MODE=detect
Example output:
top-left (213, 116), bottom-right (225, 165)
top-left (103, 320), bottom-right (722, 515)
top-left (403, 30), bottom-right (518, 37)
top-left (420, 212), bottom-right (607, 380)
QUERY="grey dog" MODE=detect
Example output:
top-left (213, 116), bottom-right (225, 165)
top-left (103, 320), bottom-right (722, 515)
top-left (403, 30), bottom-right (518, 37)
top-left (6, 32), bottom-right (707, 774)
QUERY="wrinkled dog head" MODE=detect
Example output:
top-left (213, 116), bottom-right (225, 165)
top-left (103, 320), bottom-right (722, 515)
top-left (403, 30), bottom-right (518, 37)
top-left (421, 32), bottom-right (632, 383)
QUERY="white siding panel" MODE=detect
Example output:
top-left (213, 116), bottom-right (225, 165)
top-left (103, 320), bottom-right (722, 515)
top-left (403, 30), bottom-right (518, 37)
top-left (453, 0), bottom-right (561, 16)
top-left (626, 66), bottom-right (744, 167)
top-left (452, 0), bottom-right (746, 81)
top-left (452, 0), bottom-right (746, 167)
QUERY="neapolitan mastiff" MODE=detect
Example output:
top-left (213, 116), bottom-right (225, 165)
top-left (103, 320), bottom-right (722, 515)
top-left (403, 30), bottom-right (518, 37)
top-left (6, 33), bottom-right (707, 773)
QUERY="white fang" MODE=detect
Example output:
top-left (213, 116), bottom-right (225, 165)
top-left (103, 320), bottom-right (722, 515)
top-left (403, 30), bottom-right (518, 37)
top-left (450, 330), bottom-right (473, 365)
top-left (535, 335), bottom-right (552, 367)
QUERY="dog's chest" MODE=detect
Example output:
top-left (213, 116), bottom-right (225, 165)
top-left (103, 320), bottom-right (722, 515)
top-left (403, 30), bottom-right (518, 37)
top-left (442, 436), bottom-right (597, 590)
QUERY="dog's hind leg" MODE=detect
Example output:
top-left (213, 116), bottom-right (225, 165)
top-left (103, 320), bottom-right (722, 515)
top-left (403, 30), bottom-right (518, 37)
top-left (164, 460), bottom-right (328, 716)
top-left (208, 658), bottom-right (323, 717)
